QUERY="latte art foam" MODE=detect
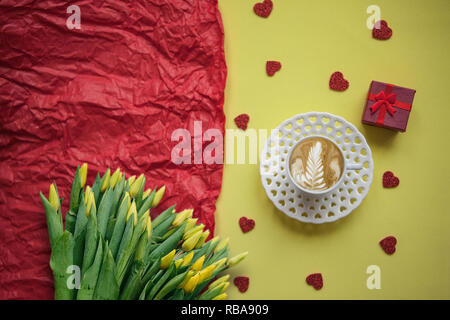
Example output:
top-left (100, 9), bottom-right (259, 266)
top-left (289, 137), bottom-right (344, 191)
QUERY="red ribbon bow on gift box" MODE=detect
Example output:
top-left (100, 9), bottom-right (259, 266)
top-left (368, 83), bottom-right (412, 125)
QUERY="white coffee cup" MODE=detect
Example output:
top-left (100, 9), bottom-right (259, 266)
top-left (287, 135), bottom-right (362, 196)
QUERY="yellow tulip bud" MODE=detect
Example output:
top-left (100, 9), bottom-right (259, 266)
top-left (190, 256), bottom-right (205, 271)
top-left (214, 237), bottom-right (229, 253)
top-left (84, 186), bottom-right (91, 205)
top-left (183, 223), bottom-right (204, 240)
top-left (79, 163), bottom-right (88, 188)
top-left (184, 218), bottom-right (198, 233)
top-left (146, 214), bottom-right (152, 239)
top-left (183, 273), bottom-right (199, 293)
top-left (133, 210), bottom-right (138, 226)
top-left (209, 236), bottom-right (220, 248)
top-left (182, 230), bottom-right (202, 252)
top-left (100, 169), bottom-right (110, 192)
top-left (138, 210), bottom-right (149, 233)
top-left (121, 192), bottom-right (131, 210)
top-left (152, 185), bottom-right (166, 207)
top-left (195, 230), bottom-right (210, 249)
top-left (173, 209), bottom-right (193, 227)
top-left (109, 168), bottom-right (121, 188)
top-left (141, 209), bottom-right (150, 223)
top-left (212, 293), bottom-right (227, 300)
top-left (127, 175), bottom-right (136, 186)
top-left (142, 188), bottom-right (152, 199)
top-left (209, 275), bottom-right (230, 289)
top-left (213, 257), bottom-right (227, 269)
top-left (198, 265), bottom-right (215, 283)
top-left (178, 270), bottom-right (195, 288)
top-left (126, 201), bottom-right (137, 223)
top-left (48, 183), bottom-right (60, 211)
top-left (175, 259), bottom-right (183, 269)
top-left (129, 174), bottom-right (144, 197)
top-left (219, 281), bottom-right (229, 293)
top-left (228, 251), bottom-right (248, 268)
top-left (181, 252), bottom-right (194, 267)
top-left (86, 191), bottom-right (96, 216)
top-left (160, 249), bottom-right (176, 269)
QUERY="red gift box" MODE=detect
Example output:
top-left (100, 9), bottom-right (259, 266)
top-left (362, 81), bottom-right (416, 132)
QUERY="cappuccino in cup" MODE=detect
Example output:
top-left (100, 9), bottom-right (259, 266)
top-left (289, 136), bottom-right (344, 192)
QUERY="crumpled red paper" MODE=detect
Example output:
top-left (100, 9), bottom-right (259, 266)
top-left (0, 0), bottom-right (226, 299)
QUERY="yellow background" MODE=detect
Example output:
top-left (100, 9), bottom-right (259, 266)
top-left (215, 0), bottom-right (450, 299)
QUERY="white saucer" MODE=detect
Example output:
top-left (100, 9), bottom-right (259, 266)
top-left (259, 112), bottom-right (374, 224)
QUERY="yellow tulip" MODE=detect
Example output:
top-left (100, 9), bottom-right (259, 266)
top-left (48, 183), bottom-right (60, 211)
top-left (141, 209), bottom-right (150, 228)
top-left (160, 249), bottom-right (176, 269)
top-left (209, 236), bottom-right (220, 247)
top-left (228, 251), bottom-right (248, 268)
top-left (109, 168), bottom-right (121, 188)
top-left (142, 188), bottom-right (152, 199)
top-left (214, 237), bottom-right (229, 253)
top-left (126, 201), bottom-right (137, 223)
top-left (146, 214), bottom-right (152, 239)
top-left (100, 168), bottom-right (110, 192)
top-left (183, 223), bottom-right (204, 240)
top-left (195, 230), bottom-right (210, 249)
top-left (152, 185), bottom-right (166, 207)
top-left (181, 252), bottom-right (194, 267)
top-left (219, 281), bottom-right (229, 293)
top-left (178, 270), bottom-right (195, 288)
top-left (138, 210), bottom-right (149, 231)
top-left (197, 265), bottom-right (215, 283)
top-left (127, 175), bottom-right (136, 186)
top-left (174, 259), bottom-right (183, 269)
top-left (183, 273), bottom-right (199, 293)
top-left (182, 230), bottom-right (202, 252)
top-left (209, 275), bottom-right (230, 289)
top-left (212, 293), bottom-right (227, 300)
top-left (184, 218), bottom-right (198, 233)
top-left (213, 257), bottom-right (227, 269)
top-left (79, 163), bottom-right (88, 188)
top-left (84, 186), bottom-right (91, 205)
top-left (121, 192), bottom-right (131, 210)
top-left (129, 174), bottom-right (144, 197)
top-left (86, 191), bottom-right (96, 216)
top-left (190, 256), bottom-right (205, 271)
top-left (173, 209), bottom-right (193, 227)
top-left (133, 210), bottom-right (138, 226)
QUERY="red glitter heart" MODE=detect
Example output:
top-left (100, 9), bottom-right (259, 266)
top-left (306, 273), bottom-right (323, 290)
top-left (373, 20), bottom-right (392, 40)
top-left (239, 217), bottom-right (255, 233)
top-left (329, 71), bottom-right (349, 91)
top-left (234, 114), bottom-right (250, 131)
top-left (266, 60), bottom-right (281, 76)
top-left (379, 236), bottom-right (397, 255)
top-left (253, 0), bottom-right (273, 18)
top-left (233, 276), bottom-right (250, 293)
top-left (383, 171), bottom-right (399, 188)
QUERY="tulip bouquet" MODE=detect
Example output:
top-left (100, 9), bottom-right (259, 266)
top-left (40, 164), bottom-right (247, 300)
